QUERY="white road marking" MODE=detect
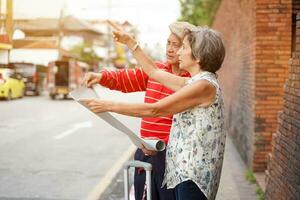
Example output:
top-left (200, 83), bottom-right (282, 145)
top-left (54, 121), bottom-right (93, 140)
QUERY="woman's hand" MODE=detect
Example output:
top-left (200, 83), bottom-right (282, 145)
top-left (107, 20), bottom-right (137, 50)
top-left (80, 99), bottom-right (113, 113)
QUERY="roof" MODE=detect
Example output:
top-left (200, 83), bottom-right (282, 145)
top-left (13, 38), bottom-right (58, 49)
top-left (14, 15), bottom-right (104, 39)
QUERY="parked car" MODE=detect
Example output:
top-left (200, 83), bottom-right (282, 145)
top-left (0, 68), bottom-right (25, 100)
top-left (9, 62), bottom-right (40, 95)
top-left (47, 59), bottom-right (88, 99)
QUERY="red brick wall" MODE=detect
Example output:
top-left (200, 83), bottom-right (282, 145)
top-left (265, 11), bottom-right (300, 200)
top-left (213, 0), bottom-right (256, 168)
top-left (213, 0), bottom-right (291, 171)
top-left (254, 0), bottom-right (292, 171)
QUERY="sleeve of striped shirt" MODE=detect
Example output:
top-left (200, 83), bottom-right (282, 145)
top-left (98, 68), bottom-right (149, 93)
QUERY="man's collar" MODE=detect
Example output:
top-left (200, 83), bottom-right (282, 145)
top-left (168, 63), bottom-right (190, 77)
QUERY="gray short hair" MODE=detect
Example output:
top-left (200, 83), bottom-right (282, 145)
top-left (169, 21), bottom-right (197, 39)
top-left (184, 26), bottom-right (225, 73)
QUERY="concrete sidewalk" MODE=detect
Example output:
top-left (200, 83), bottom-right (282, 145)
top-left (99, 137), bottom-right (258, 200)
top-left (216, 137), bottom-right (257, 200)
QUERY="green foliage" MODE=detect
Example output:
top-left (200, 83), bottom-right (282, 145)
top-left (245, 170), bottom-right (265, 200)
top-left (256, 187), bottom-right (265, 200)
top-left (36, 64), bottom-right (47, 73)
top-left (178, 0), bottom-right (222, 26)
top-left (69, 42), bottom-right (101, 64)
top-left (245, 169), bottom-right (256, 184)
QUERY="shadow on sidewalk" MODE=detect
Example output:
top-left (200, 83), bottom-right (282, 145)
top-left (99, 137), bottom-right (258, 200)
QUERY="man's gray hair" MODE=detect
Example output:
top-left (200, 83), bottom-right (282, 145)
top-left (169, 21), bottom-right (197, 39)
top-left (185, 26), bottom-right (225, 73)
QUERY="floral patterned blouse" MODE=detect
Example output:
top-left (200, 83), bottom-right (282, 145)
top-left (162, 71), bottom-right (226, 200)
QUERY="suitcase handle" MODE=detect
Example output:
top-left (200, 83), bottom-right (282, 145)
top-left (123, 160), bottom-right (152, 171)
top-left (124, 160), bottom-right (152, 200)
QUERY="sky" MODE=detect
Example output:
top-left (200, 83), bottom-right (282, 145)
top-left (13, 0), bottom-right (181, 53)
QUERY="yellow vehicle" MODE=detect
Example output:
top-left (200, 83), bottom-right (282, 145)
top-left (0, 68), bottom-right (25, 100)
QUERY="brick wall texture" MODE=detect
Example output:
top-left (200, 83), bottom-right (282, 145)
top-left (213, 0), bottom-right (292, 171)
top-left (213, 0), bottom-right (256, 169)
top-left (265, 11), bottom-right (300, 200)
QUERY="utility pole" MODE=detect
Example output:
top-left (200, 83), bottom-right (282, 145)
top-left (58, 7), bottom-right (64, 60)
top-left (106, 0), bottom-right (112, 67)
top-left (6, 0), bottom-right (12, 42)
top-left (7, 0), bottom-right (12, 63)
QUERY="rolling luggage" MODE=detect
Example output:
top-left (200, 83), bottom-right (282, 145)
top-left (123, 160), bottom-right (152, 200)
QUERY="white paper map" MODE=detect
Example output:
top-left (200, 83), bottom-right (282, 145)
top-left (69, 85), bottom-right (166, 151)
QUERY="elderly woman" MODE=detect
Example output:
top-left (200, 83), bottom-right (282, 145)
top-left (83, 22), bottom-right (226, 200)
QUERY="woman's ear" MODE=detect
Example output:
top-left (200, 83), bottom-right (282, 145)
top-left (197, 60), bottom-right (202, 68)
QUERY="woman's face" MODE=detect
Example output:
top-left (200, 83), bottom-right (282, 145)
top-left (177, 36), bottom-right (199, 72)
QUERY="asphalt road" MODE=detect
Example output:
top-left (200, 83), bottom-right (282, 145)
top-left (0, 90), bottom-right (144, 200)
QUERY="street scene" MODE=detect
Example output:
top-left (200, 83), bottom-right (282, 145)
top-left (0, 93), bottom-right (143, 199)
top-left (1, 0), bottom-right (299, 200)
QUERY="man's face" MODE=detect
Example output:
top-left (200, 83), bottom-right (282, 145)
top-left (166, 33), bottom-right (181, 65)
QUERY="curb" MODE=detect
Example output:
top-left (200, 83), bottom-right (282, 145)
top-left (85, 145), bottom-right (136, 200)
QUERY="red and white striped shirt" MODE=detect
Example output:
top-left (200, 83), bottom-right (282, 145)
top-left (99, 62), bottom-right (189, 144)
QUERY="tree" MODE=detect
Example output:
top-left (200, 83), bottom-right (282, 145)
top-left (178, 0), bottom-right (221, 26)
top-left (69, 42), bottom-right (102, 64)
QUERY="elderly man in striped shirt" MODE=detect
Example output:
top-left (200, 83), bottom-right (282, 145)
top-left (83, 22), bottom-right (195, 200)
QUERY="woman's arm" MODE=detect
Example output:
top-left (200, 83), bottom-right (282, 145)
top-left (131, 46), bottom-right (188, 91)
top-left (82, 80), bottom-right (216, 117)
top-left (108, 20), bottom-right (187, 91)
